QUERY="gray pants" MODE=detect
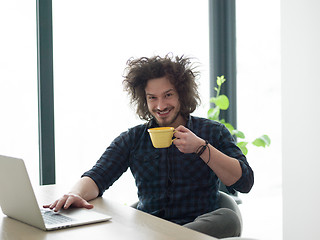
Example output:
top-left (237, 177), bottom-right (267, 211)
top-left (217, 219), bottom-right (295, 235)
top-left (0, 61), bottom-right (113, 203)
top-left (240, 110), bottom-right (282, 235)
top-left (183, 208), bottom-right (241, 239)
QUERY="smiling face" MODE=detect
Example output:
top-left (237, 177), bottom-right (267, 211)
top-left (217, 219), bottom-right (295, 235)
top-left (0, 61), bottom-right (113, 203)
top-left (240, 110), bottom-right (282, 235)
top-left (145, 76), bottom-right (186, 128)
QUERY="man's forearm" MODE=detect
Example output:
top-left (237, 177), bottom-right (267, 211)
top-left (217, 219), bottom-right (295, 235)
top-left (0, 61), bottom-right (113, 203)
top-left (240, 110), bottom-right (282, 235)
top-left (70, 176), bottom-right (100, 201)
top-left (200, 144), bottom-right (242, 186)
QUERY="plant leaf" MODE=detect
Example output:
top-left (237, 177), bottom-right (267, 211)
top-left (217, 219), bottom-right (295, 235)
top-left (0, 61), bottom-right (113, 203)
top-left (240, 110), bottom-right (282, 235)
top-left (237, 141), bottom-right (248, 148)
top-left (252, 135), bottom-right (271, 147)
top-left (212, 95), bottom-right (229, 110)
top-left (237, 141), bottom-right (248, 155)
top-left (223, 123), bottom-right (235, 134)
top-left (210, 97), bottom-right (217, 103)
top-left (252, 138), bottom-right (266, 147)
top-left (233, 130), bottom-right (245, 139)
top-left (217, 75), bottom-right (226, 86)
top-left (207, 107), bottom-right (220, 121)
top-left (261, 134), bottom-right (271, 146)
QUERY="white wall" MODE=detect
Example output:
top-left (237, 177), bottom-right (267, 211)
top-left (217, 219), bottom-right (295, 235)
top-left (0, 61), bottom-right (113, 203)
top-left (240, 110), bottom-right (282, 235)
top-left (281, 0), bottom-right (320, 239)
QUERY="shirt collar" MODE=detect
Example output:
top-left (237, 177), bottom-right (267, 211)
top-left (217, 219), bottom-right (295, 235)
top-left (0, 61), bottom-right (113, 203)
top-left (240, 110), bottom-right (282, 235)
top-left (186, 115), bottom-right (193, 130)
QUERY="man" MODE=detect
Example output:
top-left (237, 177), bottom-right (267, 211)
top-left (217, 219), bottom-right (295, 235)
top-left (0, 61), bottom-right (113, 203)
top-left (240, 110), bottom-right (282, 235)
top-left (44, 54), bottom-right (254, 238)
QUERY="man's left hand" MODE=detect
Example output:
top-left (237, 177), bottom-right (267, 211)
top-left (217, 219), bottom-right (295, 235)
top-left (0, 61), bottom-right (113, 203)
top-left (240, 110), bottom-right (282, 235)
top-left (172, 125), bottom-right (205, 154)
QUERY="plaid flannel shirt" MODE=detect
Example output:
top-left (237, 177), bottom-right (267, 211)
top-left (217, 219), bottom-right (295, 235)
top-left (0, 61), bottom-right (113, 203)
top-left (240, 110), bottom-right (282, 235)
top-left (83, 115), bottom-right (254, 225)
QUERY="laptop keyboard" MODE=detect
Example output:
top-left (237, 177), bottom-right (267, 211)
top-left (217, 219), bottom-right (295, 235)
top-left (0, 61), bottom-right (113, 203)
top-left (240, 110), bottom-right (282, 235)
top-left (41, 210), bottom-right (74, 225)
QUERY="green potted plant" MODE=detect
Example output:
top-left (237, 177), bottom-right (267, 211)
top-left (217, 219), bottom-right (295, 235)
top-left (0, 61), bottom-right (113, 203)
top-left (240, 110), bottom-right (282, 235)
top-left (208, 75), bottom-right (271, 155)
top-left (208, 75), bottom-right (271, 202)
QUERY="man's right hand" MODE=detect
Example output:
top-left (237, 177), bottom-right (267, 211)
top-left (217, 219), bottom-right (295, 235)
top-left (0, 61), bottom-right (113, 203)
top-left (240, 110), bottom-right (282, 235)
top-left (43, 176), bottom-right (99, 212)
top-left (43, 193), bottom-right (94, 212)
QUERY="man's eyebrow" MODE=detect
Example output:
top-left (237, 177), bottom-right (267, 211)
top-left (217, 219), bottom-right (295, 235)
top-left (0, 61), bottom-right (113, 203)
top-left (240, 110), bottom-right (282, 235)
top-left (164, 89), bottom-right (175, 94)
top-left (146, 89), bottom-right (175, 96)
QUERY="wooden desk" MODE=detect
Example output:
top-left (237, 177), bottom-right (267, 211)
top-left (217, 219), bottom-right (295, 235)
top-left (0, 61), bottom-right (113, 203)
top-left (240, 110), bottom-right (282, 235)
top-left (0, 185), bottom-right (217, 240)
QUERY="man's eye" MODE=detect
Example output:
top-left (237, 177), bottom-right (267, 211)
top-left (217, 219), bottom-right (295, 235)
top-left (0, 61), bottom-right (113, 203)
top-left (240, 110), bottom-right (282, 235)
top-left (166, 93), bottom-right (173, 98)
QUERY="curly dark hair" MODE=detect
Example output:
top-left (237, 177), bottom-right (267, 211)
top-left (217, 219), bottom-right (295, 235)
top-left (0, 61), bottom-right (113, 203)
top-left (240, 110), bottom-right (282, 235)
top-left (123, 53), bottom-right (201, 121)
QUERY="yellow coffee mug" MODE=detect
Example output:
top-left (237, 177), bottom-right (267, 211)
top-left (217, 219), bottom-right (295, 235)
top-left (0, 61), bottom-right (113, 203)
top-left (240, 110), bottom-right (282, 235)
top-left (148, 127), bottom-right (176, 148)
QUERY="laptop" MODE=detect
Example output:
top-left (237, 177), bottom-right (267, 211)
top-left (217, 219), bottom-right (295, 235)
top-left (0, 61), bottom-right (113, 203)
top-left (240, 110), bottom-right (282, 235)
top-left (0, 154), bottom-right (112, 231)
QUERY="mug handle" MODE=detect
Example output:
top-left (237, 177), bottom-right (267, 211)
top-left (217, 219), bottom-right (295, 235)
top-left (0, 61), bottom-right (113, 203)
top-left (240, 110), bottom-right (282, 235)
top-left (172, 130), bottom-right (177, 143)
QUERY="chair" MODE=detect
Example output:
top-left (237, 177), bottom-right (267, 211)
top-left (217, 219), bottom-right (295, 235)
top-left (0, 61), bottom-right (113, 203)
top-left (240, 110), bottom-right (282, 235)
top-left (130, 190), bottom-right (243, 235)
top-left (218, 191), bottom-right (243, 234)
top-left (220, 183), bottom-right (242, 204)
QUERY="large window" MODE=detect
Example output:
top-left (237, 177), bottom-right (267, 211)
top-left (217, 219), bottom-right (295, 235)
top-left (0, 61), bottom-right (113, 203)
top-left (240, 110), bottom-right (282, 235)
top-left (237, 0), bottom-right (281, 197)
top-left (52, 0), bottom-right (209, 203)
top-left (237, 1), bottom-right (281, 239)
top-left (1, 3), bottom-right (281, 239)
top-left (0, 1), bottom-right (38, 185)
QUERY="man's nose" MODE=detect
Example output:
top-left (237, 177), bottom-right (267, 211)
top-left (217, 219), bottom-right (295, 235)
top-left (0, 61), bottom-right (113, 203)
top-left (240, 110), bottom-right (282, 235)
top-left (156, 98), bottom-right (167, 110)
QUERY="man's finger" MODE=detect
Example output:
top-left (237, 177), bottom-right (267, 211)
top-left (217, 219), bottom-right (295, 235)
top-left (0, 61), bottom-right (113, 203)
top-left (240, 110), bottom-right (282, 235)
top-left (53, 195), bottom-right (69, 212)
top-left (82, 200), bottom-right (94, 209)
top-left (63, 195), bottom-right (76, 209)
top-left (43, 199), bottom-right (58, 210)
